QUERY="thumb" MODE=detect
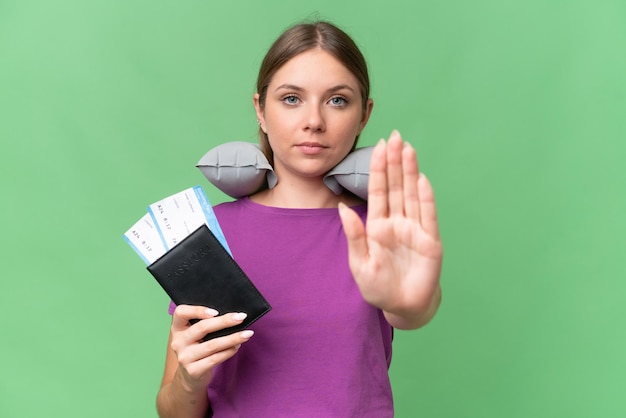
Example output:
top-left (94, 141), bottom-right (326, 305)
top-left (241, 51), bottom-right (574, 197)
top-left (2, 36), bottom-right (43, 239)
top-left (338, 202), bottom-right (368, 267)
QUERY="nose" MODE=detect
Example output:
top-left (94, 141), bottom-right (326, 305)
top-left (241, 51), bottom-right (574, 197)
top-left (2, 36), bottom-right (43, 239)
top-left (303, 104), bottom-right (325, 132)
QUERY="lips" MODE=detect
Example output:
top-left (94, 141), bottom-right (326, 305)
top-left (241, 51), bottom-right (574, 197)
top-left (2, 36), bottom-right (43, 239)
top-left (296, 141), bottom-right (327, 148)
top-left (295, 142), bottom-right (328, 155)
top-left (296, 142), bottom-right (327, 155)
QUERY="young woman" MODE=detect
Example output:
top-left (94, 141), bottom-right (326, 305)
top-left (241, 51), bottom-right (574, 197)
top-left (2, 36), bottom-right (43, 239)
top-left (156, 21), bottom-right (443, 418)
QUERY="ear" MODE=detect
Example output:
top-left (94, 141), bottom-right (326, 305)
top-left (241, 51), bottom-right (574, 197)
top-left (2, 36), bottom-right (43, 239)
top-left (357, 98), bottom-right (374, 135)
top-left (253, 93), bottom-right (267, 133)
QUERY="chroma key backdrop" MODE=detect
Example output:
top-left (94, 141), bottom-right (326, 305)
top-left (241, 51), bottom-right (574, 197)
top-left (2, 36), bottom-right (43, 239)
top-left (1, 1), bottom-right (625, 417)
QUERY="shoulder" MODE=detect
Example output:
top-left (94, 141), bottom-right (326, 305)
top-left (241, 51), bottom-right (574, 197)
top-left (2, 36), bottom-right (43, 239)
top-left (214, 198), bottom-right (243, 212)
top-left (213, 198), bottom-right (247, 225)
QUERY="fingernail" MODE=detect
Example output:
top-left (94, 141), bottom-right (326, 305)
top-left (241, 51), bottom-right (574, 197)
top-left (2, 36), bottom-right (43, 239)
top-left (233, 312), bottom-right (248, 321)
top-left (206, 308), bottom-right (219, 316)
top-left (241, 330), bottom-right (254, 339)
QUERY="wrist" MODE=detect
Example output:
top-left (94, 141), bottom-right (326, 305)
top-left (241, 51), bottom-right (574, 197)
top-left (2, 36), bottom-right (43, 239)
top-left (174, 366), bottom-right (212, 394)
top-left (383, 284), bottom-right (442, 330)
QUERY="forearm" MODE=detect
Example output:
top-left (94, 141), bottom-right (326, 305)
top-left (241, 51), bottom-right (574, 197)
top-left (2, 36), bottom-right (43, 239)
top-left (156, 368), bottom-right (210, 418)
top-left (383, 284), bottom-right (442, 330)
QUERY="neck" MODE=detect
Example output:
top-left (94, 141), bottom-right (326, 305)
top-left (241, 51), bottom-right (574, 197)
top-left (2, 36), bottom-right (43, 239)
top-left (250, 176), bottom-right (362, 209)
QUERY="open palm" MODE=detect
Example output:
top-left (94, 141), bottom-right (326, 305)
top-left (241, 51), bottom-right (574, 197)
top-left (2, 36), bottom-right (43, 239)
top-left (339, 130), bottom-right (443, 329)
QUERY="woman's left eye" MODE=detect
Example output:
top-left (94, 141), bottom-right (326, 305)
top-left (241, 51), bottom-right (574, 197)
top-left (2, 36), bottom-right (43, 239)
top-left (282, 95), bottom-right (299, 105)
top-left (329, 97), bottom-right (347, 106)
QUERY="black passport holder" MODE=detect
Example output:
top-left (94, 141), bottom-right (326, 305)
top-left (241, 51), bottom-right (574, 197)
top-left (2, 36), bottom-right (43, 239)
top-left (147, 224), bottom-right (271, 341)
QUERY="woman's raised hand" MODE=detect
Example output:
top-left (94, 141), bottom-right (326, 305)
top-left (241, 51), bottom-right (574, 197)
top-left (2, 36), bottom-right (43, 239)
top-left (339, 130), bottom-right (443, 329)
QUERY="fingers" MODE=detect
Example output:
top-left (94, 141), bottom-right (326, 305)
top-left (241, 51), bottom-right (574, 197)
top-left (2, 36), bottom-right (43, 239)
top-left (402, 141), bottom-right (421, 220)
top-left (172, 306), bottom-right (252, 344)
top-left (417, 173), bottom-right (440, 239)
top-left (182, 338), bottom-right (245, 379)
top-left (170, 307), bottom-right (256, 380)
top-left (193, 312), bottom-right (252, 342)
top-left (368, 130), bottom-right (421, 220)
top-left (367, 138), bottom-right (389, 219)
top-left (386, 131), bottom-right (405, 216)
top-left (172, 305), bottom-right (219, 331)
top-left (176, 325), bottom-right (254, 372)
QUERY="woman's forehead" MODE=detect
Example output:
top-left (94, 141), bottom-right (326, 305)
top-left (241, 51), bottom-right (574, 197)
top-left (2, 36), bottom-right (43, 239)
top-left (268, 49), bottom-right (360, 91)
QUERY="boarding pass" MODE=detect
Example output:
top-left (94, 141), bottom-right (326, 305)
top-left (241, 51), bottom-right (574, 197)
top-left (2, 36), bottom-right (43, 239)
top-left (123, 186), bottom-right (229, 264)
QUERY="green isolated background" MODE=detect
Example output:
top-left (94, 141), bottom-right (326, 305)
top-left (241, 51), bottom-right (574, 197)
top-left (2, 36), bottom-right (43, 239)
top-left (1, 0), bottom-right (625, 417)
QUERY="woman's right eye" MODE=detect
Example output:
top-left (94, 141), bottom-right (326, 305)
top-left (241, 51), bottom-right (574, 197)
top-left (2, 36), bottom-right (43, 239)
top-left (282, 95), bottom-right (299, 105)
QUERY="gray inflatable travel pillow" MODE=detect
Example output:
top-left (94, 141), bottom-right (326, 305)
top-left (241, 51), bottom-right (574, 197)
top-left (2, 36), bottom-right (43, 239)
top-left (197, 141), bottom-right (373, 199)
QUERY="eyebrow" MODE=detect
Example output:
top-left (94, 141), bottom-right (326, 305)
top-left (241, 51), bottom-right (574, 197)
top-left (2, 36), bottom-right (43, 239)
top-left (274, 84), bottom-right (356, 94)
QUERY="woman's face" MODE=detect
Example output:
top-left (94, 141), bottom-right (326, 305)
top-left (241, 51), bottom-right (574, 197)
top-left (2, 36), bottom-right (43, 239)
top-left (254, 48), bottom-right (373, 182)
